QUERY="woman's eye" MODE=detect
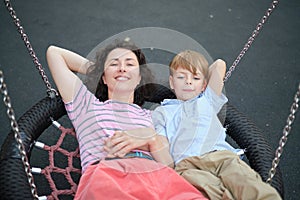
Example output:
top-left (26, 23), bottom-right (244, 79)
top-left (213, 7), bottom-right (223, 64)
top-left (177, 76), bottom-right (184, 79)
top-left (194, 77), bottom-right (201, 80)
top-left (127, 63), bottom-right (135, 67)
top-left (110, 63), bottom-right (118, 67)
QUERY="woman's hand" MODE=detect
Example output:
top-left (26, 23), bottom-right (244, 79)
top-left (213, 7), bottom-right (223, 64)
top-left (104, 130), bottom-right (153, 158)
top-left (104, 128), bottom-right (174, 168)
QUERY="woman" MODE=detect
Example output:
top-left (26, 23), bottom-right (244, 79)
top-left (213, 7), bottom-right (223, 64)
top-left (46, 39), bottom-right (207, 199)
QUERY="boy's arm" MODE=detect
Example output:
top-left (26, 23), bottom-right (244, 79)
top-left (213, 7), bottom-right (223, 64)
top-left (149, 134), bottom-right (174, 168)
top-left (150, 107), bottom-right (174, 167)
top-left (208, 59), bottom-right (226, 96)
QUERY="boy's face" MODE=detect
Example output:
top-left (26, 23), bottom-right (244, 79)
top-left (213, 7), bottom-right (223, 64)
top-left (170, 67), bottom-right (207, 101)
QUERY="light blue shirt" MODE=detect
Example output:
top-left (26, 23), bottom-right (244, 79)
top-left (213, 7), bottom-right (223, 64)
top-left (152, 86), bottom-right (239, 164)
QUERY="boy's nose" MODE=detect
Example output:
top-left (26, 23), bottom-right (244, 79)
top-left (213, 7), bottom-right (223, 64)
top-left (186, 77), bottom-right (192, 85)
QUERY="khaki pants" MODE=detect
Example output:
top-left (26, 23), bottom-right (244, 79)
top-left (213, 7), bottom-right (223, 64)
top-left (175, 150), bottom-right (281, 200)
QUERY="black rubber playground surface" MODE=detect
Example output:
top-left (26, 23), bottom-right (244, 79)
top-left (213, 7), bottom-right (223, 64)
top-left (0, 1), bottom-right (299, 199)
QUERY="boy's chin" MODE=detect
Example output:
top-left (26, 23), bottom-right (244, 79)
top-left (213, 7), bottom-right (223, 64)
top-left (178, 94), bottom-right (198, 101)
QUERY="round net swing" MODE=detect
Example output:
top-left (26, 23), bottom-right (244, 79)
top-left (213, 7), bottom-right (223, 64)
top-left (0, 0), bottom-right (289, 199)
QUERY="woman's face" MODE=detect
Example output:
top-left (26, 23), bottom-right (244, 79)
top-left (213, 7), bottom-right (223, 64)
top-left (102, 48), bottom-right (141, 96)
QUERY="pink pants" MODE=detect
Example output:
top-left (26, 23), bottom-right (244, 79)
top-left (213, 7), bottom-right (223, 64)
top-left (75, 158), bottom-right (207, 200)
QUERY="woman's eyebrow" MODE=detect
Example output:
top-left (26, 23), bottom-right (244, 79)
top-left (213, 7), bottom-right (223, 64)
top-left (107, 58), bottom-right (119, 62)
top-left (108, 57), bottom-right (136, 62)
top-left (125, 58), bottom-right (136, 61)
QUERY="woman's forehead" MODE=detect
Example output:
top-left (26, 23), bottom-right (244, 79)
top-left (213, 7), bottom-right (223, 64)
top-left (107, 48), bottom-right (137, 61)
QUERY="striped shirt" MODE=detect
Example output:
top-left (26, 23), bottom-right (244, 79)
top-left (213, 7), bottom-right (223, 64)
top-left (65, 82), bottom-right (153, 173)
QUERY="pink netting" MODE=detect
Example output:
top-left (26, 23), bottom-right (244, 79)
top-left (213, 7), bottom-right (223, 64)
top-left (39, 126), bottom-right (81, 200)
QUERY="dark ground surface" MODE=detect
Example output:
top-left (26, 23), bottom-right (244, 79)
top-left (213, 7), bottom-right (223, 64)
top-left (0, 1), bottom-right (299, 199)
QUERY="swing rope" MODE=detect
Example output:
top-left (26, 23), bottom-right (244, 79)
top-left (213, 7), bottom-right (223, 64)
top-left (32, 122), bottom-right (81, 200)
top-left (1, 0), bottom-right (296, 198)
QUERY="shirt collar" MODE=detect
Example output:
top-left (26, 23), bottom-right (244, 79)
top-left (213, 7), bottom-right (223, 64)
top-left (161, 92), bottom-right (204, 106)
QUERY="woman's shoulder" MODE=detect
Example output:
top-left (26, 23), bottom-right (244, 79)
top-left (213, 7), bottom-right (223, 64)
top-left (64, 81), bottom-right (97, 105)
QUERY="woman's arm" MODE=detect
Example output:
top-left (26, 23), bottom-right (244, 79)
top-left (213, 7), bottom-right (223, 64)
top-left (46, 45), bottom-right (90, 102)
top-left (104, 128), bottom-right (174, 168)
top-left (208, 59), bottom-right (226, 96)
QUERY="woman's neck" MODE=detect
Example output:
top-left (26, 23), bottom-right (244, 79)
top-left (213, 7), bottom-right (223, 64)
top-left (108, 91), bottom-right (134, 104)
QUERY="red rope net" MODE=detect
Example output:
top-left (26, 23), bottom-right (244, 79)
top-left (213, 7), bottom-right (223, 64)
top-left (33, 126), bottom-right (81, 200)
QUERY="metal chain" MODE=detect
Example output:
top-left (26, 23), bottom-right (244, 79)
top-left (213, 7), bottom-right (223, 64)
top-left (4, 0), bottom-right (57, 98)
top-left (224, 0), bottom-right (279, 82)
top-left (0, 70), bottom-right (39, 199)
top-left (266, 83), bottom-right (300, 183)
top-left (220, 0), bottom-right (299, 183)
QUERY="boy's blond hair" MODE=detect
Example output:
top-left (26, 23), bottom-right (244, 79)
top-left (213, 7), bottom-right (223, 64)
top-left (169, 50), bottom-right (209, 80)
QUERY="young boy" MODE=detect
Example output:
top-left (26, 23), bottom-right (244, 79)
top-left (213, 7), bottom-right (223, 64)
top-left (152, 50), bottom-right (281, 200)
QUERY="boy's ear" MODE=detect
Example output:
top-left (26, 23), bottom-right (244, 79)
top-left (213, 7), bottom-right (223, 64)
top-left (169, 75), bottom-right (174, 90)
top-left (202, 80), bottom-right (208, 91)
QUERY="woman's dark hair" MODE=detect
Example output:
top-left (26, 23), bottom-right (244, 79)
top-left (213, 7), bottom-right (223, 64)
top-left (85, 39), bottom-right (154, 106)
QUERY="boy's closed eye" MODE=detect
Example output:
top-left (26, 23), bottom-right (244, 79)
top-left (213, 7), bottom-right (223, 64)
top-left (176, 76), bottom-right (185, 79)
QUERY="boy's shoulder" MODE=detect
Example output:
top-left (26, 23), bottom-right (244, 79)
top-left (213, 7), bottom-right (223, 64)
top-left (161, 98), bottom-right (181, 105)
top-left (151, 99), bottom-right (181, 114)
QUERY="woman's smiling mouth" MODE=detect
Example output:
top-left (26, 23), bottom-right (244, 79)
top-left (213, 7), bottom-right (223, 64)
top-left (115, 76), bottom-right (129, 81)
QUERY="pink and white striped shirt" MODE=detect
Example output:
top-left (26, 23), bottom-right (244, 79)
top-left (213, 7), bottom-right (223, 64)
top-left (65, 82), bottom-right (153, 173)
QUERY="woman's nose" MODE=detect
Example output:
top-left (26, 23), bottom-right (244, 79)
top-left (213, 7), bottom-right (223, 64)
top-left (119, 64), bottom-right (126, 72)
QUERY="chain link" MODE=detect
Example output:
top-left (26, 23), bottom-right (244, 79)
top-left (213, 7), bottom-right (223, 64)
top-left (0, 70), bottom-right (39, 199)
top-left (267, 83), bottom-right (300, 183)
top-left (224, 0), bottom-right (279, 82)
top-left (4, 0), bottom-right (57, 97)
